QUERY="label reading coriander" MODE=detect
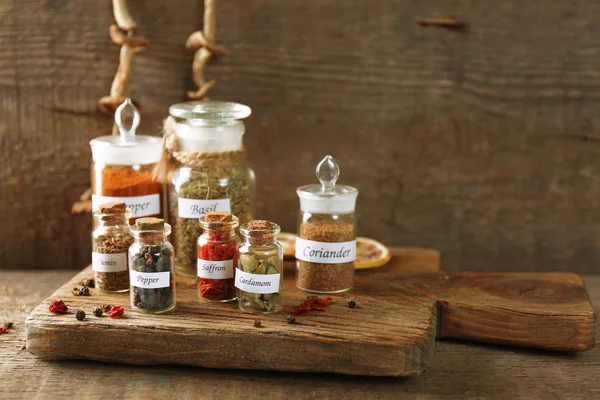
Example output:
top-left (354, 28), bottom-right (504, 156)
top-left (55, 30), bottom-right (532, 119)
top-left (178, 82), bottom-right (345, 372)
top-left (92, 252), bottom-right (128, 272)
top-left (235, 269), bottom-right (280, 294)
top-left (130, 270), bottom-right (171, 289)
top-left (178, 198), bottom-right (231, 218)
top-left (92, 194), bottom-right (160, 218)
top-left (197, 259), bottom-right (234, 279)
top-left (295, 237), bottom-right (356, 264)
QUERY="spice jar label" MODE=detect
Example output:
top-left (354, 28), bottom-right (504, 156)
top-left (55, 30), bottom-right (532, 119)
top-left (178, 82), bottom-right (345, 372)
top-left (129, 270), bottom-right (171, 289)
top-left (93, 194), bottom-right (160, 218)
top-left (178, 198), bottom-right (231, 218)
top-left (295, 237), bottom-right (356, 264)
top-left (235, 268), bottom-right (281, 294)
top-left (92, 252), bottom-right (128, 272)
top-left (197, 259), bottom-right (234, 280)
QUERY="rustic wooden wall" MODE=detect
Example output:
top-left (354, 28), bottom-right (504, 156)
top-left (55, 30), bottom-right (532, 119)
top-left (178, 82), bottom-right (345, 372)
top-left (2, 0), bottom-right (600, 272)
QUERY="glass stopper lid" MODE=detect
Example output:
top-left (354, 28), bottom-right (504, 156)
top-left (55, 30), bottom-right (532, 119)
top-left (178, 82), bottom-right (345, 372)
top-left (296, 155), bottom-right (358, 213)
top-left (169, 101), bottom-right (251, 122)
top-left (89, 98), bottom-right (162, 165)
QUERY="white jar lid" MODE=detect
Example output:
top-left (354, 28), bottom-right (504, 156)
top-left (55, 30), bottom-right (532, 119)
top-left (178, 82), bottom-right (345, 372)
top-left (296, 155), bottom-right (358, 214)
top-left (90, 98), bottom-right (163, 165)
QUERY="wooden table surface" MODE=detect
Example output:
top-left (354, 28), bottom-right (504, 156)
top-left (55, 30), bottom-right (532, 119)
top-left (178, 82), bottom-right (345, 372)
top-left (1, 271), bottom-right (599, 400)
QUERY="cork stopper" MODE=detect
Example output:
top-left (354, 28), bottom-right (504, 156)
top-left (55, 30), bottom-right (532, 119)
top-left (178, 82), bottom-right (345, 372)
top-left (205, 212), bottom-right (233, 223)
top-left (246, 220), bottom-right (276, 231)
top-left (135, 217), bottom-right (165, 231)
top-left (98, 201), bottom-right (127, 214)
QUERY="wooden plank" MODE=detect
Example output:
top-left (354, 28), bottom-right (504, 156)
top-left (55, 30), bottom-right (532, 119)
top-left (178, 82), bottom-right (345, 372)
top-left (3, 271), bottom-right (600, 399)
top-left (24, 248), bottom-right (595, 376)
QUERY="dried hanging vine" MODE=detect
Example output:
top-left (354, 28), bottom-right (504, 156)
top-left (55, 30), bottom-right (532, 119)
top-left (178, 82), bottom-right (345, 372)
top-left (185, 0), bottom-right (226, 100)
top-left (72, 0), bottom-right (149, 215)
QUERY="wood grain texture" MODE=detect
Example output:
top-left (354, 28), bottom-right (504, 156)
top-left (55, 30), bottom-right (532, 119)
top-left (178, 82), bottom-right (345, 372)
top-left (3, 270), bottom-right (600, 399)
top-left (4, 0), bottom-right (600, 274)
top-left (24, 248), bottom-right (595, 377)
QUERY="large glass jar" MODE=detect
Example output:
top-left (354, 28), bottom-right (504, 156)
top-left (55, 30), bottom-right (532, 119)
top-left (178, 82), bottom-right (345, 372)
top-left (167, 101), bottom-right (255, 277)
top-left (295, 156), bottom-right (358, 293)
top-left (92, 202), bottom-right (133, 292)
top-left (90, 99), bottom-right (163, 224)
top-left (129, 218), bottom-right (176, 314)
top-left (197, 212), bottom-right (240, 302)
top-left (236, 220), bottom-right (283, 314)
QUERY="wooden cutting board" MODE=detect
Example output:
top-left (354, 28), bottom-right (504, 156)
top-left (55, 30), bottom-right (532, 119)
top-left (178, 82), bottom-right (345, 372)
top-left (25, 247), bottom-right (596, 376)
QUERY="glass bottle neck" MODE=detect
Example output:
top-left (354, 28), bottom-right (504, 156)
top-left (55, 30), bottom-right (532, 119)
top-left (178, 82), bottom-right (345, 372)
top-left (243, 234), bottom-right (277, 247)
top-left (134, 233), bottom-right (168, 245)
top-left (94, 215), bottom-right (129, 228)
top-left (175, 120), bottom-right (245, 153)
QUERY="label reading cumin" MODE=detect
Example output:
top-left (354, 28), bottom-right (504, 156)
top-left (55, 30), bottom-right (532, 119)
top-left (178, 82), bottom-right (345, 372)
top-left (235, 268), bottom-right (280, 294)
top-left (92, 252), bottom-right (127, 272)
top-left (295, 237), bottom-right (356, 264)
top-left (178, 198), bottom-right (231, 218)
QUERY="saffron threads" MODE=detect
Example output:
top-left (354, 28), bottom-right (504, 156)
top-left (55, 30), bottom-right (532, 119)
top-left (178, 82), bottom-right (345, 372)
top-left (293, 296), bottom-right (333, 316)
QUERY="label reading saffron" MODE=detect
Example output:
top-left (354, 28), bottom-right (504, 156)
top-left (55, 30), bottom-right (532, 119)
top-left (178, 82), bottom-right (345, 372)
top-left (92, 194), bottom-right (160, 218)
top-left (129, 270), bottom-right (171, 289)
top-left (197, 259), bottom-right (234, 279)
top-left (295, 237), bottom-right (356, 264)
top-left (178, 198), bottom-right (231, 218)
top-left (234, 269), bottom-right (280, 294)
top-left (92, 252), bottom-right (127, 272)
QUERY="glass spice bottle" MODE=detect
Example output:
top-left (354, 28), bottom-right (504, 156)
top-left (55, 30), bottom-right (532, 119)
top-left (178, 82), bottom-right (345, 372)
top-left (92, 201), bottom-right (133, 292)
top-left (295, 155), bottom-right (359, 293)
top-left (197, 212), bottom-right (240, 302)
top-left (166, 101), bottom-right (255, 278)
top-left (129, 218), bottom-right (176, 314)
top-left (90, 99), bottom-right (163, 224)
top-left (236, 220), bottom-right (283, 314)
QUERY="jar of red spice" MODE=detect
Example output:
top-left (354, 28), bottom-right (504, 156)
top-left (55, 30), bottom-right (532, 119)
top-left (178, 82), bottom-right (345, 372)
top-left (90, 99), bottom-right (163, 223)
top-left (197, 212), bottom-right (240, 302)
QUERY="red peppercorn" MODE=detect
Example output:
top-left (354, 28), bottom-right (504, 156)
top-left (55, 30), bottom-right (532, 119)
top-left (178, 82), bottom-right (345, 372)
top-left (293, 296), bottom-right (333, 316)
top-left (0, 327), bottom-right (7, 334)
top-left (109, 306), bottom-right (125, 319)
top-left (48, 300), bottom-right (68, 314)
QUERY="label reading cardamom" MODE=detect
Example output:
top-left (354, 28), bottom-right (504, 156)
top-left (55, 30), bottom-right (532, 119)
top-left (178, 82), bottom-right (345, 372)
top-left (92, 252), bottom-right (128, 272)
top-left (178, 198), bottom-right (231, 218)
top-left (129, 270), bottom-right (171, 289)
top-left (295, 237), bottom-right (356, 264)
top-left (197, 259), bottom-right (234, 279)
top-left (235, 268), bottom-right (280, 294)
top-left (92, 194), bottom-right (160, 218)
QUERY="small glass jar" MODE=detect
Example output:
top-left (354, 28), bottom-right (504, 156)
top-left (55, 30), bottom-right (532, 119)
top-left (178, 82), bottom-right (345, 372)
top-left (167, 101), bottom-right (256, 277)
top-left (236, 220), bottom-right (283, 314)
top-left (92, 202), bottom-right (133, 292)
top-left (295, 155), bottom-right (359, 293)
top-left (129, 218), bottom-right (176, 314)
top-left (197, 212), bottom-right (240, 302)
top-left (90, 99), bottom-right (163, 224)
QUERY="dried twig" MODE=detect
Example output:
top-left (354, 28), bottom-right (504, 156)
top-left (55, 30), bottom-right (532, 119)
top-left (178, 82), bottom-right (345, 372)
top-left (186, 0), bottom-right (226, 100)
top-left (416, 15), bottom-right (468, 31)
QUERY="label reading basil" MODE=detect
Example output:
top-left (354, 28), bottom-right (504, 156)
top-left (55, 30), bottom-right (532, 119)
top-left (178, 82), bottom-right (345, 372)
top-left (178, 198), bottom-right (231, 218)
top-left (129, 270), bottom-right (171, 289)
top-left (295, 237), bottom-right (356, 264)
top-left (92, 194), bottom-right (160, 218)
top-left (235, 269), bottom-right (280, 294)
top-left (197, 259), bottom-right (234, 279)
top-left (92, 252), bottom-right (128, 272)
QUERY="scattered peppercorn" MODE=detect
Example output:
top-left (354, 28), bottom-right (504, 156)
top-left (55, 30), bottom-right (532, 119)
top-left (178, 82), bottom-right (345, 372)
top-left (100, 304), bottom-right (113, 313)
top-left (78, 287), bottom-right (90, 296)
top-left (76, 310), bottom-right (86, 321)
top-left (93, 307), bottom-right (103, 317)
top-left (253, 319), bottom-right (262, 328)
top-left (347, 299), bottom-right (356, 308)
top-left (286, 315), bottom-right (296, 324)
top-left (0, 328), bottom-right (7, 334)
top-left (20, 345), bottom-right (26, 350)
top-left (109, 306), bottom-right (125, 319)
top-left (2, 322), bottom-right (14, 329)
top-left (293, 296), bottom-right (333, 316)
top-left (79, 277), bottom-right (95, 288)
top-left (48, 300), bottom-right (68, 313)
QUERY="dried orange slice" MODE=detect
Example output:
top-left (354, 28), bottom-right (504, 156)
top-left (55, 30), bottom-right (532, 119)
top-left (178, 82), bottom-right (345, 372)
top-left (278, 232), bottom-right (297, 260)
top-left (355, 237), bottom-right (391, 269)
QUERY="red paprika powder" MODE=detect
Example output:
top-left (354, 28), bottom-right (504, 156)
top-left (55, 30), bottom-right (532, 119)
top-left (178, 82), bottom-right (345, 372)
top-left (197, 212), bottom-right (240, 302)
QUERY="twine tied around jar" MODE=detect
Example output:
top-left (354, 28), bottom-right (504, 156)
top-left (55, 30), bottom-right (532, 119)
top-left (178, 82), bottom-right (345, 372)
top-left (153, 116), bottom-right (246, 184)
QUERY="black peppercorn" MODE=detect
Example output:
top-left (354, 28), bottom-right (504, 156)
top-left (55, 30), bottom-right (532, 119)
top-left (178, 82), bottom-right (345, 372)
top-left (286, 315), bottom-right (296, 324)
top-left (347, 299), bottom-right (356, 308)
top-left (93, 307), bottom-right (103, 317)
top-left (253, 319), bottom-right (262, 328)
top-left (100, 304), bottom-right (112, 313)
top-left (76, 310), bottom-right (86, 321)
top-left (78, 287), bottom-right (90, 296)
